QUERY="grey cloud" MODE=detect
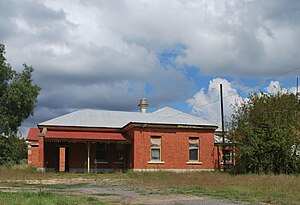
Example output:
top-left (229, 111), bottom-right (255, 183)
top-left (0, 0), bottom-right (70, 41)
top-left (2, 0), bottom-right (300, 135)
top-left (81, 0), bottom-right (300, 76)
top-left (16, 2), bottom-right (66, 25)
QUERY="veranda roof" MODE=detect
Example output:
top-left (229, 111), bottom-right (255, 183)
top-left (45, 131), bottom-right (129, 141)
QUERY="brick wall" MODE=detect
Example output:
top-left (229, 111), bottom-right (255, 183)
top-left (28, 127), bottom-right (217, 171)
top-left (132, 127), bottom-right (216, 170)
top-left (28, 144), bottom-right (39, 167)
top-left (126, 129), bottom-right (135, 169)
top-left (38, 136), bottom-right (45, 168)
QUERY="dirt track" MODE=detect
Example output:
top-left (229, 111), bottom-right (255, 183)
top-left (0, 178), bottom-right (245, 205)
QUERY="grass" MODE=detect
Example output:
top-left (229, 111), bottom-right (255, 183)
top-left (0, 166), bottom-right (299, 204)
top-left (0, 191), bottom-right (106, 205)
top-left (126, 171), bottom-right (300, 204)
top-left (0, 182), bottom-right (89, 190)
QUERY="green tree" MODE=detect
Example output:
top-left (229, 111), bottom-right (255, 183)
top-left (228, 92), bottom-right (300, 174)
top-left (0, 43), bottom-right (40, 165)
top-left (0, 43), bottom-right (40, 135)
top-left (0, 136), bottom-right (27, 165)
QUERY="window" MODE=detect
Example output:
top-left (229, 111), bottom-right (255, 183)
top-left (96, 143), bottom-right (106, 162)
top-left (223, 150), bottom-right (233, 164)
top-left (150, 136), bottom-right (161, 161)
top-left (189, 137), bottom-right (199, 161)
top-left (115, 143), bottom-right (125, 163)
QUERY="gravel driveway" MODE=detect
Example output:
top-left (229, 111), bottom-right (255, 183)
top-left (66, 187), bottom-right (244, 205)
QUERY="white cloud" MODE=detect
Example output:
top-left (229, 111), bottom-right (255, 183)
top-left (266, 81), bottom-right (285, 94)
top-left (266, 80), bottom-right (299, 94)
top-left (187, 79), bottom-right (299, 127)
top-left (187, 78), bottom-right (244, 126)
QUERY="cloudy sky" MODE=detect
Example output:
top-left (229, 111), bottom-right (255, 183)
top-left (1, 0), bottom-right (300, 135)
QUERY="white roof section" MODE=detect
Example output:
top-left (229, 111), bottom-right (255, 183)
top-left (39, 107), bottom-right (218, 129)
top-left (214, 135), bottom-right (231, 144)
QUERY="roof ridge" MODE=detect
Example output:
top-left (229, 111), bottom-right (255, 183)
top-left (39, 109), bottom-right (82, 125)
top-left (179, 110), bottom-right (218, 126)
top-left (147, 106), bottom-right (218, 126)
top-left (151, 106), bottom-right (174, 113)
top-left (135, 107), bottom-right (164, 121)
top-left (83, 108), bottom-right (143, 114)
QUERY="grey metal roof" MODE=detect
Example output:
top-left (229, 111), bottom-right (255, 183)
top-left (39, 107), bottom-right (218, 128)
top-left (214, 135), bottom-right (231, 144)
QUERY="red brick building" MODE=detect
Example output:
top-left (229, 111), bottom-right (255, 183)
top-left (26, 99), bottom-right (219, 172)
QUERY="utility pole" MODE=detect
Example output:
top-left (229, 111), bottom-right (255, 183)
top-left (220, 84), bottom-right (226, 170)
top-left (297, 77), bottom-right (299, 95)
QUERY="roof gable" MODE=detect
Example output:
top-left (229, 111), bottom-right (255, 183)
top-left (26, 128), bottom-right (40, 141)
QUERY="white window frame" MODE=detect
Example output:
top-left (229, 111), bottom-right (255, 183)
top-left (186, 137), bottom-right (202, 165)
top-left (148, 136), bottom-right (165, 164)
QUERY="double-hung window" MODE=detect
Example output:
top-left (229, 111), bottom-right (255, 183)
top-left (115, 143), bottom-right (125, 163)
top-left (96, 143), bottom-right (106, 162)
top-left (150, 136), bottom-right (161, 161)
top-left (189, 137), bottom-right (199, 161)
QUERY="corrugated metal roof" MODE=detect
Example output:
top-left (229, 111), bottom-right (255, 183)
top-left (214, 135), bottom-right (231, 144)
top-left (39, 107), bottom-right (218, 128)
top-left (132, 107), bottom-right (216, 126)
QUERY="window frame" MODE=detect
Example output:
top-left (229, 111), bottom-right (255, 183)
top-left (150, 136), bottom-right (162, 162)
top-left (114, 143), bottom-right (125, 163)
top-left (188, 137), bottom-right (200, 162)
top-left (222, 150), bottom-right (233, 164)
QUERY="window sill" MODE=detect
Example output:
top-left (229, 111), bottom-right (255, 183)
top-left (148, 161), bottom-right (165, 164)
top-left (94, 161), bottom-right (108, 164)
top-left (221, 162), bottom-right (233, 165)
top-left (186, 161), bottom-right (202, 165)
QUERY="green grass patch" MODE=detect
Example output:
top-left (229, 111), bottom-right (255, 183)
top-left (126, 171), bottom-right (300, 204)
top-left (176, 186), bottom-right (295, 204)
top-left (0, 191), bottom-right (107, 205)
top-left (0, 182), bottom-right (89, 190)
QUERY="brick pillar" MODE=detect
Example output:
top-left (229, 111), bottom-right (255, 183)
top-left (59, 147), bottom-right (66, 172)
top-left (38, 133), bottom-right (45, 172)
top-left (28, 145), bottom-right (32, 166)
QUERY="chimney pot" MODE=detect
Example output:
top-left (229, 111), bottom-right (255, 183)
top-left (138, 97), bottom-right (148, 113)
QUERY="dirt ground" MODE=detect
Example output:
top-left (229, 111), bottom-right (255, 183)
top-left (0, 178), bottom-right (245, 205)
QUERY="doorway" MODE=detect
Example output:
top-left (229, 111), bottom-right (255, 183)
top-left (55, 143), bottom-right (70, 172)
